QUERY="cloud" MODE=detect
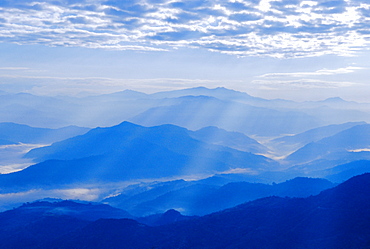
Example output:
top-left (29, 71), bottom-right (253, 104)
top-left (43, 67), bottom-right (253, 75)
top-left (0, 67), bottom-right (30, 70)
top-left (258, 66), bottom-right (365, 78)
top-left (252, 78), bottom-right (357, 89)
top-left (252, 66), bottom-right (364, 89)
top-left (0, 0), bottom-right (369, 57)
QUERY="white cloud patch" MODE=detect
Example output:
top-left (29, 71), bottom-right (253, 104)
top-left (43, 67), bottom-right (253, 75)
top-left (0, 67), bottom-right (30, 70)
top-left (0, 143), bottom-right (46, 173)
top-left (0, 0), bottom-right (369, 57)
top-left (253, 66), bottom-right (364, 89)
top-left (252, 78), bottom-right (356, 89)
top-left (258, 66), bottom-right (365, 78)
top-left (0, 187), bottom-right (105, 210)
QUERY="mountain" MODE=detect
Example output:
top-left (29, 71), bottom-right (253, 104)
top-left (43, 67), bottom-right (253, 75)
top-left (149, 86), bottom-right (267, 104)
top-left (88, 89), bottom-right (149, 100)
top-left (25, 121), bottom-right (275, 168)
top-left (0, 93), bottom-right (74, 128)
top-left (0, 122), bottom-right (89, 144)
top-left (285, 124), bottom-right (370, 165)
top-left (189, 126), bottom-right (269, 154)
top-left (103, 180), bottom-right (192, 216)
top-left (0, 122), bottom-right (276, 191)
top-left (268, 122), bottom-right (366, 156)
top-left (1, 88), bottom-right (370, 132)
top-left (104, 176), bottom-right (334, 216)
top-left (130, 95), bottom-right (320, 136)
top-left (36, 173), bottom-right (370, 249)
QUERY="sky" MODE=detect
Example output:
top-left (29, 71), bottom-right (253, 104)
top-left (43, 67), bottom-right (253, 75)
top-left (0, 0), bottom-right (370, 101)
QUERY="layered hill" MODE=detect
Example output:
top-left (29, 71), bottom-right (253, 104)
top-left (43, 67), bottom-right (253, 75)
top-left (104, 177), bottom-right (334, 216)
top-left (54, 173), bottom-right (370, 249)
top-left (0, 173), bottom-right (367, 248)
top-left (1, 87), bottom-right (370, 137)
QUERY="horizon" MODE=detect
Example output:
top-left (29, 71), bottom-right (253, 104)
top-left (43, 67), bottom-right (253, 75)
top-left (1, 85), bottom-right (370, 104)
top-left (0, 0), bottom-right (370, 102)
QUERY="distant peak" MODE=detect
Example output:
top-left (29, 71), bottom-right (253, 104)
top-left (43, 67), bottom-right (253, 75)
top-left (190, 86), bottom-right (209, 90)
top-left (121, 89), bottom-right (146, 94)
top-left (214, 86), bottom-right (233, 91)
top-left (116, 121), bottom-right (142, 127)
top-left (322, 97), bottom-right (346, 102)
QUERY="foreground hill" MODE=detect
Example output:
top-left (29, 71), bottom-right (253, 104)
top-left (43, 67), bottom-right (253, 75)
top-left (0, 200), bottom-right (132, 249)
top-left (3, 173), bottom-right (365, 249)
top-left (57, 173), bottom-right (370, 248)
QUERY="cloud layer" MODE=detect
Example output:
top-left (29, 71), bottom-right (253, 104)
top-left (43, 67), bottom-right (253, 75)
top-left (0, 0), bottom-right (369, 57)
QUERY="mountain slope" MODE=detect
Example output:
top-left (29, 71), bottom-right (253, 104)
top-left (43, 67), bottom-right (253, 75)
top-left (0, 122), bottom-right (89, 144)
top-left (0, 122), bottom-right (276, 190)
top-left (285, 124), bottom-right (370, 165)
top-left (269, 121), bottom-right (366, 155)
top-left (189, 126), bottom-right (269, 154)
top-left (322, 160), bottom-right (370, 182)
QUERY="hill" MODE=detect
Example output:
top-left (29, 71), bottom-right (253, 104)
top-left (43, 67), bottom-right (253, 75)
top-left (104, 177), bottom-right (334, 216)
top-left (0, 122), bottom-right (276, 191)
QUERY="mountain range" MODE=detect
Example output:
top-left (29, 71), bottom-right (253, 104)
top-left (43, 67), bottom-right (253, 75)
top-left (0, 86), bottom-right (369, 248)
top-left (1, 87), bottom-right (370, 137)
top-left (48, 173), bottom-right (370, 249)
top-left (104, 176), bottom-right (334, 216)
top-left (0, 173), bottom-right (368, 248)
top-left (268, 121), bottom-right (366, 156)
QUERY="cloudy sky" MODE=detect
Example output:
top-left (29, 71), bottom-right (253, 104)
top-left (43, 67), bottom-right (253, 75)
top-left (0, 0), bottom-right (369, 101)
